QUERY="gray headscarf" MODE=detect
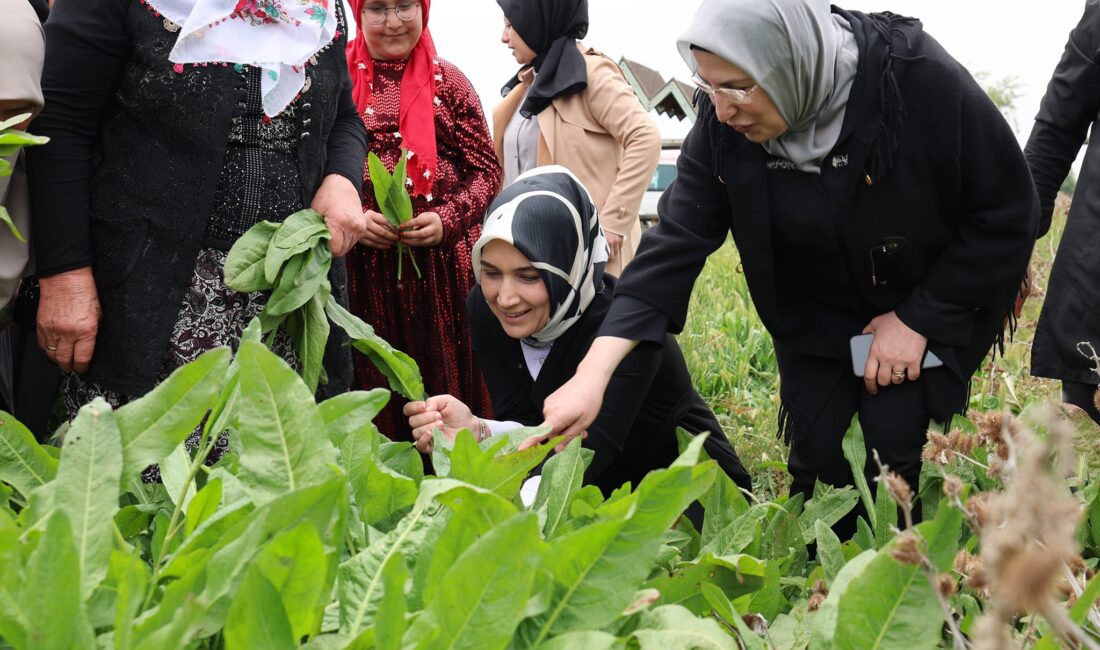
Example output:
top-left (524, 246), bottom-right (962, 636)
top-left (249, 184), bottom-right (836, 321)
top-left (677, 0), bottom-right (859, 173)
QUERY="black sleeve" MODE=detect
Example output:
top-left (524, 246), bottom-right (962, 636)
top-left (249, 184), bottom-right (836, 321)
top-left (583, 341), bottom-right (663, 479)
top-left (597, 295), bottom-right (668, 343)
top-left (321, 61), bottom-right (368, 193)
top-left (467, 292), bottom-right (540, 424)
top-left (1024, 0), bottom-right (1100, 237)
top-left (894, 62), bottom-right (1039, 347)
top-left (25, 0), bottom-right (131, 277)
top-left (608, 107), bottom-right (732, 336)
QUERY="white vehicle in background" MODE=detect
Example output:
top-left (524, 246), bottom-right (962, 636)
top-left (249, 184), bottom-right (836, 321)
top-left (639, 144), bottom-right (680, 228)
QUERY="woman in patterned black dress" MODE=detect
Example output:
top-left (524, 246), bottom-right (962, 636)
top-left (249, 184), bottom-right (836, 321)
top-left (26, 0), bottom-right (369, 473)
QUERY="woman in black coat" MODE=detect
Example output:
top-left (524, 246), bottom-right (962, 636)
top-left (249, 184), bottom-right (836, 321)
top-left (1025, 0), bottom-right (1100, 425)
top-left (403, 166), bottom-right (751, 495)
top-left (538, 0), bottom-right (1038, 535)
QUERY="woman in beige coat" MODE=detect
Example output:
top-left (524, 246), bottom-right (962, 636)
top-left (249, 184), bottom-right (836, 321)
top-left (493, 0), bottom-right (660, 276)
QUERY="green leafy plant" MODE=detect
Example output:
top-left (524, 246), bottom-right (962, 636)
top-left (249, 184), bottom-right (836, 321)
top-left (367, 149), bottom-right (421, 281)
top-left (224, 209), bottom-right (424, 399)
top-left (0, 332), bottom-right (744, 649)
top-left (0, 113), bottom-right (48, 242)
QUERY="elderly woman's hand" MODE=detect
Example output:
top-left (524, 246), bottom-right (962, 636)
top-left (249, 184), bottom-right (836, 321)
top-left (403, 394), bottom-right (478, 453)
top-left (37, 267), bottom-right (101, 373)
top-left (861, 311), bottom-right (929, 394)
top-left (311, 174), bottom-right (369, 257)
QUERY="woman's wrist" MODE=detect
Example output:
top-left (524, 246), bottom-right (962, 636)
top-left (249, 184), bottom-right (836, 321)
top-left (474, 417), bottom-right (490, 442)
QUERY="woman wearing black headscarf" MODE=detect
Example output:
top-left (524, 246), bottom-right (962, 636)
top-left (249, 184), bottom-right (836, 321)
top-left (491, 0), bottom-right (660, 277)
top-left (403, 166), bottom-right (751, 496)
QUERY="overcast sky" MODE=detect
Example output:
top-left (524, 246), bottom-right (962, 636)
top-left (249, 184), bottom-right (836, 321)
top-left (421, 0), bottom-right (1088, 146)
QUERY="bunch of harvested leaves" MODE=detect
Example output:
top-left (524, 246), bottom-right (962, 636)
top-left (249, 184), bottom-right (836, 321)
top-left (224, 208), bottom-right (425, 399)
top-left (368, 149), bottom-right (421, 281)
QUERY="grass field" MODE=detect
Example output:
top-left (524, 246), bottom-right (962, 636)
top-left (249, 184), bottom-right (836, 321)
top-left (679, 203), bottom-right (1073, 500)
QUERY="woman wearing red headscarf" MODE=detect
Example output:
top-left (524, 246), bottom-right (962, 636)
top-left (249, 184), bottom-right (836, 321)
top-left (345, 0), bottom-right (501, 439)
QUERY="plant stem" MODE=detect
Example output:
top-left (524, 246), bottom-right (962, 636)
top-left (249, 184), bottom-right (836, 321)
top-left (142, 421), bottom-right (218, 609)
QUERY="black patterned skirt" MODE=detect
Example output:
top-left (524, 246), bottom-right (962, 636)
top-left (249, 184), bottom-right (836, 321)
top-left (60, 248), bottom-right (297, 481)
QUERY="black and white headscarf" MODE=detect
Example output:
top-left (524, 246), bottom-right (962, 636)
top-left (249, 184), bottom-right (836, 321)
top-left (473, 165), bottom-right (609, 345)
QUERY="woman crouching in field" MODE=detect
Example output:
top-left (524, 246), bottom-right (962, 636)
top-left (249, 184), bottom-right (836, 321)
top-left (537, 0), bottom-right (1039, 537)
top-left (404, 166), bottom-right (751, 496)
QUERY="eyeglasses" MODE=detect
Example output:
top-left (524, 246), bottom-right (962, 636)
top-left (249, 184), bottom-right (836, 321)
top-left (691, 73), bottom-right (757, 105)
top-left (361, 1), bottom-right (420, 25)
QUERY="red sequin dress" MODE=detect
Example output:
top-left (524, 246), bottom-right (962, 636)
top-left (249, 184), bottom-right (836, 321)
top-left (346, 57), bottom-right (501, 439)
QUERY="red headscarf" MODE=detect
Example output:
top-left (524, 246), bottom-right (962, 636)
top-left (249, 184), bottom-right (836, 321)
top-left (346, 0), bottom-right (438, 196)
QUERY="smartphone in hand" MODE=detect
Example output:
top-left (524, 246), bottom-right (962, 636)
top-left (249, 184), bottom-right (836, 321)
top-left (849, 333), bottom-right (943, 377)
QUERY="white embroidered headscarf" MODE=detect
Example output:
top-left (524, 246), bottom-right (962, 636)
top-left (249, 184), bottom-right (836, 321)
top-left (678, 0), bottom-right (859, 173)
top-left (147, 0), bottom-right (338, 116)
top-left (473, 165), bottom-right (609, 346)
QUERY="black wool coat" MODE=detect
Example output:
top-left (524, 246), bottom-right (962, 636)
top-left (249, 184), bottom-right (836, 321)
top-left (26, 0), bottom-right (366, 397)
top-left (1026, 0), bottom-right (1100, 385)
top-left (468, 277), bottom-right (752, 495)
top-left (604, 9), bottom-right (1039, 427)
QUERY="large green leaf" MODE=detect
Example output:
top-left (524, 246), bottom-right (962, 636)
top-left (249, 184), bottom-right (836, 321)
top-left (338, 481), bottom-right (452, 636)
top-left (631, 604), bottom-right (737, 650)
top-left (647, 553), bottom-right (767, 615)
top-left (319, 389), bottom-right (390, 447)
top-left (111, 549), bottom-right (150, 650)
top-left (325, 296), bottom-right (425, 401)
top-left (263, 209), bottom-right (329, 284)
top-left (533, 437), bottom-right (592, 538)
top-left (799, 482), bottom-right (860, 545)
top-left (525, 462), bottom-right (717, 642)
top-left (699, 461), bottom-right (750, 550)
top-left (535, 631), bottom-right (620, 650)
top-left (367, 152), bottom-right (398, 227)
top-left (358, 456), bottom-right (418, 528)
top-left (116, 347), bottom-right (231, 485)
top-left (374, 550), bottom-right (409, 650)
top-left (810, 549), bottom-right (876, 650)
top-left (284, 286), bottom-right (331, 392)
top-left (54, 398), bottom-right (123, 599)
top-left (22, 510), bottom-right (82, 650)
top-left (224, 220), bottom-right (280, 292)
top-left (266, 245), bottom-right (332, 317)
top-left (872, 479), bottom-right (898, 549)
top-left (184, 479), bottom-right (344, 637)
top-left (184, 477), bottom-right (223, 538)
top-left (815, 519), bottom-right (846, 583)
top-left (404, 513), bottom-right (545, 650)
top-left (700, 505), bottom-right (768, 557)
top-left (225, 566), bottom-right (296, 650)
top-left (841, 418), bottom-right (875, 529)
top-left (236, 340), bottom-right (338, 503)
top-left (832, 505), bottom-right (963, 650)
top-left (255, 521), bottom-right (330, 641)
top-left (159, 442), bottom-right (196, 511)
top-left (448, 429), bottom-right (560, 499)
top-left (420, 485), bottom-right (517, 606)
top-left (0, 410), bottom-right (58, 497)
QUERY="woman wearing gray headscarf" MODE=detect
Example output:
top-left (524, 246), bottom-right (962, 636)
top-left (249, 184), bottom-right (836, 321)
top-left (539, 0), bottom-right (1038, 536)
top-left (403, 166), bottom-right (751, 497)
top-left (0, 0), bottom-right (46, 413)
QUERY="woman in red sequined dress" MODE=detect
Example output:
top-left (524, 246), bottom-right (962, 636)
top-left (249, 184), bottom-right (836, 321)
top-left (345, 0), bottom-right (501, 438)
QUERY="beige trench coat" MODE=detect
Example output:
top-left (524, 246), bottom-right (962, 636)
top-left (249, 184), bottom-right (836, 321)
top-left (492, 44), bottom-right (660, 276)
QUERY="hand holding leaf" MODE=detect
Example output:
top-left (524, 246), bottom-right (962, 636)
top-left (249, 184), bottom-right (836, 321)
top-left (367, 149), bottom-right (421, 281)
